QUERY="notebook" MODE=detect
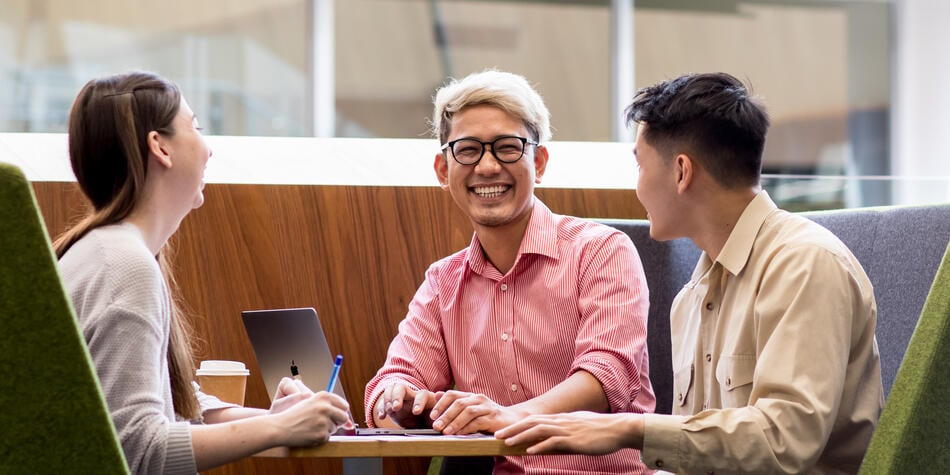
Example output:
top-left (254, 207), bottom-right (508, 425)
top-left (241, 307), bottom-right (440, 436)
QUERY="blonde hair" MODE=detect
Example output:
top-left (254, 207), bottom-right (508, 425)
top-left (431, 69), bottom-right (552, 145)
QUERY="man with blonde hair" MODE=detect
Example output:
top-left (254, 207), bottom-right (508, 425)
top-left (365, 70), bottom-right (655, 474)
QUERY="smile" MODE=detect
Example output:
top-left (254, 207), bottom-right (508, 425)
top-left (471, 184), bottom-right (510, 198)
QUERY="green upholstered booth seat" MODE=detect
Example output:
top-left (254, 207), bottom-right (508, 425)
top-left (859, 243), bottom-right (950, 473)
top-left (0, 162), bottom-right (128, 473)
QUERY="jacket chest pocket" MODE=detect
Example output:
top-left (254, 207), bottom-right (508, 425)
top-left (673, 363), bottom-right (694, 408)
top-left (715, 355), bottom-right (755, 408)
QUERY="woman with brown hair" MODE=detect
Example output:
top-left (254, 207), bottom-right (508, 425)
top-left (56, 71), bottom-right (351, 474)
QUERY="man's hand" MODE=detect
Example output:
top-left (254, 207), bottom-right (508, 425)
top-left (495, 411), bottom-right (644, 455)
top-left (429, 390), bottom-right (527, 435)
top-left (376, 381), bottom-right (442, 428)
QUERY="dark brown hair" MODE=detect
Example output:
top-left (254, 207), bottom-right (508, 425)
top-left (54, 71), bottom-right (200, 420)
top-left (625, 72), bottom-right (770, 188)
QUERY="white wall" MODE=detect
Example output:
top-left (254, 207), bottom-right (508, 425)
top-left (0, 133), bottom-right (638, 189)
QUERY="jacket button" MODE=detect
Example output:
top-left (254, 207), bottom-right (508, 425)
top-left (705, 302), bottom-right (714, 310)
top-left (655, 460), bottom-right (664, 468)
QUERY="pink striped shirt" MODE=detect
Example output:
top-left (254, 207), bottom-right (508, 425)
top-left (365, 201), bottom-right (654, 474)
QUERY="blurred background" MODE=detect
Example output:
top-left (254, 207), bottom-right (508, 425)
top-left (2, 0), bottom-right (947, 209)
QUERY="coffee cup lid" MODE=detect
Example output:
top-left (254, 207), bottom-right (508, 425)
top-left (196, 360), bottom-right (250, 376)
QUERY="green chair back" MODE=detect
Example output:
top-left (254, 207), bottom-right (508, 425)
top-left (0, 162), bottom-right (128, 473)
top-left (860, 242), bottom-right (950, 473)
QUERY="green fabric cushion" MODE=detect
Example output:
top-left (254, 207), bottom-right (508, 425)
top-left (860, 242), bottom-right (950, 473)
top-left (0, 162), bottom-right (128, 473)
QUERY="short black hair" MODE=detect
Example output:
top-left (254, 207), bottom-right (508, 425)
top-left (625, 72), bottom-right (770, 188)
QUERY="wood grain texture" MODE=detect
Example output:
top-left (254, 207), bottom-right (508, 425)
top-left (257, 435), bottom-right (530, 458)
top-left (32, 182), bottom-right (643, 475)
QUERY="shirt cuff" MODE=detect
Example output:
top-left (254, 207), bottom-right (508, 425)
top-left (164, 421), bottom-right (198, 475)
top-left (641, 413), bottom-right (686, 472)
top-left (196, 390), bottom-right (240, 412)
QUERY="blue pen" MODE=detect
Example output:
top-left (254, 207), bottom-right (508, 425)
top-left (326, 354), bottom-right (343, 392)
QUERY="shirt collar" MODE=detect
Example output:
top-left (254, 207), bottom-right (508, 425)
top-left (466, 199), bottom-right (559, 275)
top-left (716, 190), bottom-right (778, 276)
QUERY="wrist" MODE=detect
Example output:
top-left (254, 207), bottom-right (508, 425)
top-left (618, 413), bottom-right (645, 450)
top-left (260, 411), bottom-right (290, 446)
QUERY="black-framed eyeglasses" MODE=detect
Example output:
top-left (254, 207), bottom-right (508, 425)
top-left (440, 135), bottom-right (539, 165)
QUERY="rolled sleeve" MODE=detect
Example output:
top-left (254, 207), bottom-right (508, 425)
top-left (573, 232), bottom-right (651, 414)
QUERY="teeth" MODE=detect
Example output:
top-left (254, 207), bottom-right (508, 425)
top-left (473, 185), bottom-right (509, 198)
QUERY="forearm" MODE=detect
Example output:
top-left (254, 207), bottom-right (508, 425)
top-left (190, 415), bottom-right (284, 471)
top-left (513, 370), bottom-right (608, 416)
top-left (201, 406), bottom-right (268, 424)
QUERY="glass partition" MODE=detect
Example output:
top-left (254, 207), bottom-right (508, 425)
top-left (0, 0), bottom-right (904, 211)
top-left (763, 174), bottom-right (949, 211)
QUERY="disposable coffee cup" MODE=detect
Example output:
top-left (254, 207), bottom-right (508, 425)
top-left (196, 360), bottom-right (250, 406)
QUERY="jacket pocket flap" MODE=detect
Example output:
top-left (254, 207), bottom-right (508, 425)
top-left (715, 355), bottom-right (755, 392)
top-left (673, 363), bottom-right (694, 407)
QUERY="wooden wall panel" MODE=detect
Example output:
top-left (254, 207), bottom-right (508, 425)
top-left (32, 182), bottom-right (644, 475)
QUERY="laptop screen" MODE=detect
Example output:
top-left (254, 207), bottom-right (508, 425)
top-left (241, 307), bottom-right (348, 402)
top-left (241, 307), bottom-right (440, 436)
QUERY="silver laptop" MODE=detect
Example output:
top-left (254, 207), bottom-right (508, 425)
top-left (241, 307), bottom-right (439, 435)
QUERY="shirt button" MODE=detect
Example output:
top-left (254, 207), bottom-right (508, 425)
top-left (677, 393), bottom-right (683, 402)
top-left (510, 384), bottom-right (518, 392)
top-left (655, 460), bottom-right (664, 468)
top-left (705, 302), bottom-right (714, 310)
top-left (501, 333), bottom-right (509, 341)
top-left (726, 377), bottom-right (732, 386)
top-left (705, 353), bottom-right (712, 362)
top-left (500, 283), bottom-right (508, 291)
top-left (703, 402), bottom-right (708, 410)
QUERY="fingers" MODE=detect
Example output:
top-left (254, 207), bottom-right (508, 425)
top-left (499, 426), bottom-right (559, 453)
top-left (524, 437), bottom-right (566, 455)
top-left (323, 401), bottom-right (351, 427)
top-left (278, 394), bottom-right (354, 447)
top-left (268, 391), bottom-right (310, 414)
top-left (275, 376), bottom-right (313, 400)
top-left (494, 419), bottom-right (528, 439)
top-left (496, 421), bottom-right (570, 455)
top-left (412, 389), bottom-right (433, 416)
top-left (304, 394), bottom-right (352, 432)
top-left (429, 389), bottom-right (463, 418)
top-left (380, 381), bottom-right (409, 418)
top-left (391, 383), bottom-right (408, 414)
top-left (379, 381), bottom-right (428, 420)
top-left (444, 405), bottom-right (493, 435)
top-left (430, 391), bottom-right (494, 435)
top-left (315, 390), bottom-right (350, 411)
